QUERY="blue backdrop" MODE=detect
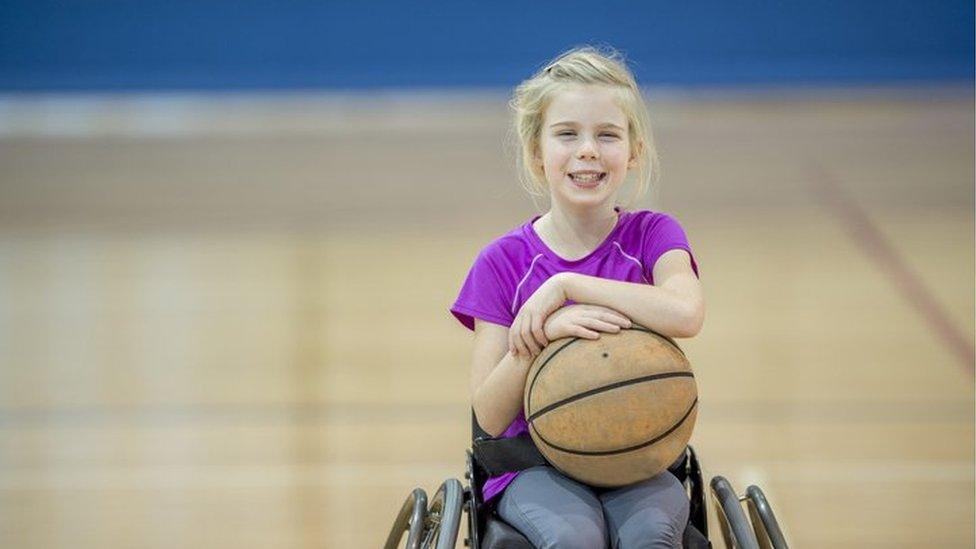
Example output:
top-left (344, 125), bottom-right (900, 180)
top-left (1, 0), bottom-right (972, 90)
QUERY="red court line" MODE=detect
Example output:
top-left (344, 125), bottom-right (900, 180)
top-left (809, 164), bottom-right (975, 375)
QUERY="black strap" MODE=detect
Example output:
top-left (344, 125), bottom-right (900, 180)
top-left (471, 412), bottom-right (688, 478)
top-left (472, 434), bottom-right (548, 477)
top-left (473, 432), bottom-right (688, 480)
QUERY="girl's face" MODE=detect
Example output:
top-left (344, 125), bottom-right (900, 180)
top-left (537, 84), bottom-right (636, 212)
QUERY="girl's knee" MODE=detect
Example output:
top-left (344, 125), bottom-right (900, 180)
top-left (614, 511), bottom-right (683, 549)
top-left (544, 522), bottom-right (607, 549)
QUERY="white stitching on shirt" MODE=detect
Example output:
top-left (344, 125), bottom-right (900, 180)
top-left (612, 241), bottom-right (650, 284)
top-left (511, 253), bottom-right (544, 314)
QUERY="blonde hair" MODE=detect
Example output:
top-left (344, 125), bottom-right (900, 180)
top-left (510, 45), bottom-right (659, 208)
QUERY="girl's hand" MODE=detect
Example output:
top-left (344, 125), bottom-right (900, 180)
top-left (509, 274), bottom-right (569, 358)
top-left (543, 304), bottom-right (632, 342)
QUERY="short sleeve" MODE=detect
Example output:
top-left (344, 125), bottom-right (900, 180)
top-left (641, 213), bottom-right (700, 282)
top-left (450, 245), bottom-right (517, 331)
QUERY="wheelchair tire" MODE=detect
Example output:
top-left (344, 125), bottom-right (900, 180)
top-left (384, 488), bottom-right (428, 549)
top-left (710, 476), bottom-right (760, 549)
top-left (420, 479), bottom-right (464, 549)
top-left (745, 485), bottom-right (789, 549)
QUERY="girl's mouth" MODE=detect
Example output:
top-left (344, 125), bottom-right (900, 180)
top-left (569, 172), bottom-right (606, 188)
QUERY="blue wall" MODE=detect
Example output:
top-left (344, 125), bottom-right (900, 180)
top-left (1, 0), bottom-right (972, 91)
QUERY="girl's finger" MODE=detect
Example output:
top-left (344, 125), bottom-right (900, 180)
top-left (580, 318), bottom-right (622, 333)
top-left (514, 331), bottom-right (527, 357)
top-left (522, 324), bottom-right (541, 356)
top-left (598, 311), bottom-right (631, 327)
top-left (531, 314), bottom-right (548, 349)
top-left (510, 318), bottom-right (524, 356)
top-left (572, 326), bottom-right (600, 339)
top-left (508, 322), bottom-right (517, 355)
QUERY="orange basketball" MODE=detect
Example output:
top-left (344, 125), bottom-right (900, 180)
top-left (524, 327), bottom-right (698, 487)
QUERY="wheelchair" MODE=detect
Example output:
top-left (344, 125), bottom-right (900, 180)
top-left (385, 414), bottom-right (789, 549)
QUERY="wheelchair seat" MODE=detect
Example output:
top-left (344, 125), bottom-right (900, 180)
top-left (468, 446), bottom-right (711, 549)
top-left (481, 518), bottom-right (534, 549)
top-left (384, 412), bottom-right (787, 549)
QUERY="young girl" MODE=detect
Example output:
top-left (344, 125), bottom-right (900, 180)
top-left (451, 46), bottom-right (704, 549)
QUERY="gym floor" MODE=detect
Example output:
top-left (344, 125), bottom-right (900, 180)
top-left (0, 87), bottom-right (972, 547)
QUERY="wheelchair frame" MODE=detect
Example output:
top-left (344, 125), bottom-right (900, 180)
top-left (385, 444), bottom-right (788, 549)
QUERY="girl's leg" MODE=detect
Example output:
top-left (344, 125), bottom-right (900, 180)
top-left (598, 471), bottom-right (689, 549)
top-left (496, 465), bottom-right (608, 549)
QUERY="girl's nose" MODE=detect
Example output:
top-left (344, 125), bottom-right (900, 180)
top-left (576, 137), bottom-right (599, 159)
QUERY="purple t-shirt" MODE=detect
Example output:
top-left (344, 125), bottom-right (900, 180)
top-left (450, 208), bottom-right (699, 502)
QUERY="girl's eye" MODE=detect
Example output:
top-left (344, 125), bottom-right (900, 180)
top-left (554, 131), bottom-right (618, 139)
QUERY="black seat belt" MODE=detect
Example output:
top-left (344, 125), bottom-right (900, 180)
top-left (470, 412), bottom-right (686, 478)
top-left (472, 433), bottom-right (549, 476)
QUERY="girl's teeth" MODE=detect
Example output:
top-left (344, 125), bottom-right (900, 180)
top-left (572, 173), bottom-right (602, 182)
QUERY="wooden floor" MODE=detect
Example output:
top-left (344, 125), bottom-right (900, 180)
top-left (0, 87), bottom-right (972, 548)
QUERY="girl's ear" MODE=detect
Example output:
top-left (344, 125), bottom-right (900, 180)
top-left (628, 141), bottom-right (643, 169)
top-left (533, 146), bottom-right (545, 172)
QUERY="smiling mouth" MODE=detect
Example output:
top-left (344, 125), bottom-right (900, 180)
top-left (569, 172), bottom-right (606, 187)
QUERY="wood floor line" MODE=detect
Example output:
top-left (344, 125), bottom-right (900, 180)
top-left (0, 462), bottom-right (461, 490)
top-left (701, 400), bottom-right (974, 423)
top-left (808, 162), bottom-right (975, 374)
top-left (0, 402), bottom-right (468, 428)
top-left (735, 460), bottom-right (976, 484)
top-left (0, 399), bottom-right (970, 427)
top-left (1, 460), bottom-right (971, 491)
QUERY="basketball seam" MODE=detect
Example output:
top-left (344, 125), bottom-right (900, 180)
top-left (525, 326), bottom-right (686, 417)
top-left (526, 371), bottom-right (694, 423)
top-left (524, 327), bottom-right (695, 458)
top-left (530, 397), bottom-right (698, 457)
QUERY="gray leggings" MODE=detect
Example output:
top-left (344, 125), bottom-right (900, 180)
top-left (496, 465), bottom-right (689, 549)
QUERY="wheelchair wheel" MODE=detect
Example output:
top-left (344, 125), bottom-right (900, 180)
top-left (384, 488), bottom-right (428, 549)
top-left (745, 485), bottom-right (789, 549)
top-left (710, 476), bottom-right (760, 549)
top-left (419, 479), bottom-right (465, 549)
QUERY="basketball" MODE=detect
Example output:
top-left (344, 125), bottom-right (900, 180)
top-left (523, 327), bottom-right (698, 487)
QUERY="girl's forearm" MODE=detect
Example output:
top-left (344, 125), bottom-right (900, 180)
top-left (472, 351), bottom-right (534, 438)
top-left (559, 272), bottom-right (703, 338)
